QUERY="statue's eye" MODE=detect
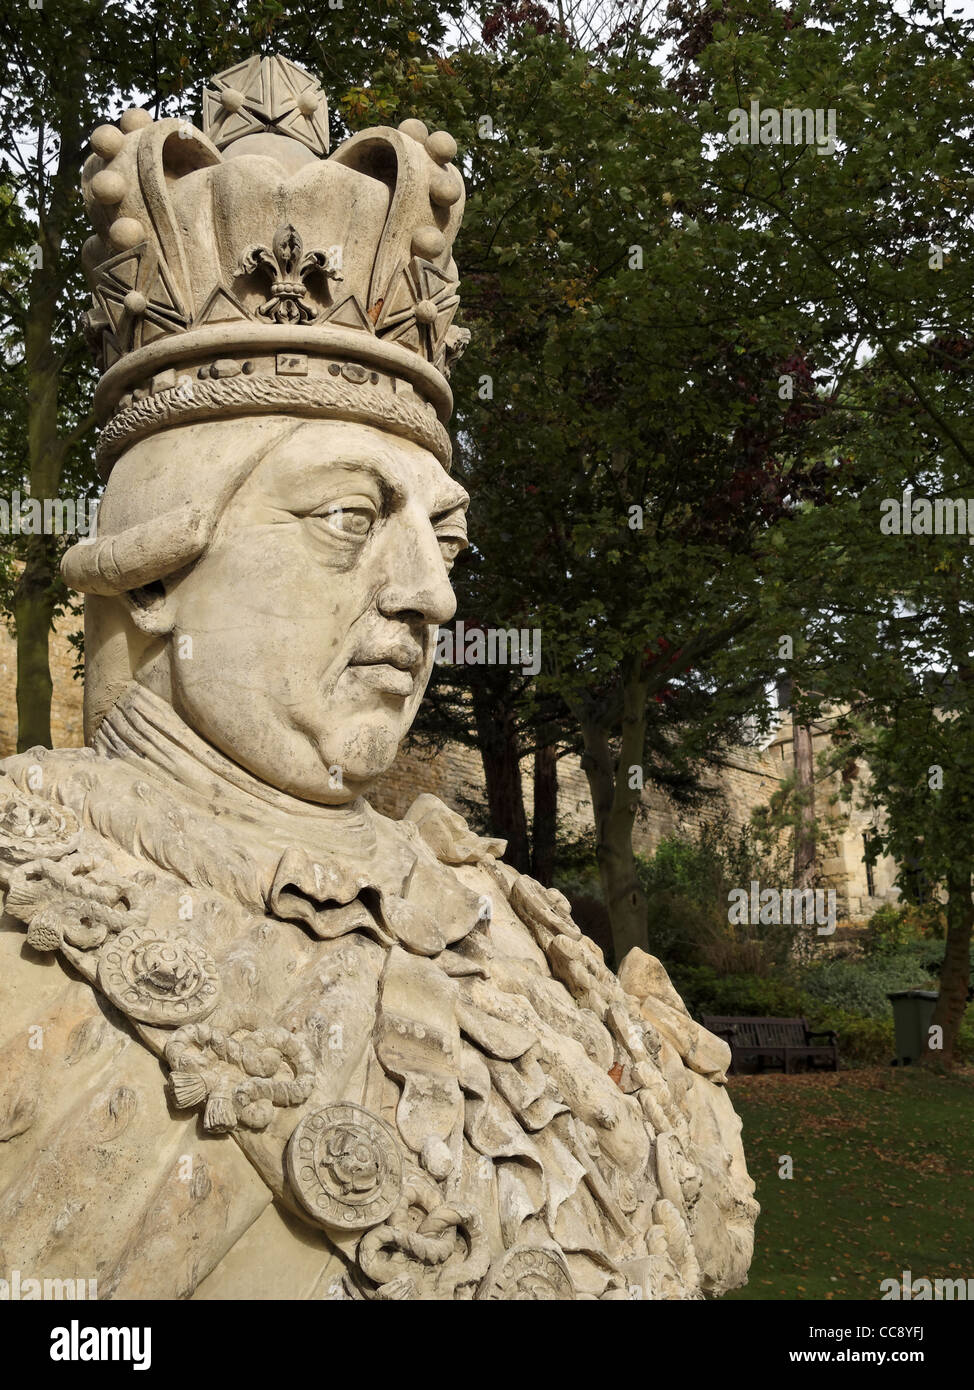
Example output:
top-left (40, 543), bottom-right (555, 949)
top-left (313, 500), bottom-right (378, 540)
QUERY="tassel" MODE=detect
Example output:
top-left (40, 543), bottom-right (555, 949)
top-left (25, 912), bottom-right (63, 953)
top-left (169, 1070), bottom-right (208, 1109)
top-left (203, 1089), bottom-right (238, 1132)
top-left (5, 877), bottom-right (41, 919)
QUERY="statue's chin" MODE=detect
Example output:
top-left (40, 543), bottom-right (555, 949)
top-left (162, 688), bottom-right (411, 805)
top-left (279, 720), bottom-right (406, 805)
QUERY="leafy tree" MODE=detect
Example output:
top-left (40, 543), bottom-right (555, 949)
top-left (401, 0), bottom-right (974, 961)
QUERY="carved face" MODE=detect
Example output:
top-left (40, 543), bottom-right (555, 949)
top-left (138, 419), bottom-right (467, 803)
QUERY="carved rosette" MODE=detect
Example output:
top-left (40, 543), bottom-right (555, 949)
top-left (97, 925), bottom-right (220, 1025)
top-left (286, 1103), bottom-right (404, 1231)
top-left (0, 793), bottom-right (80, 869)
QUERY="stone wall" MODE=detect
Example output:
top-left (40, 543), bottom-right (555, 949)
top-left (0, 615), bottom-right (84, 756)
top-left (0, 621), bottom-right (898, 919)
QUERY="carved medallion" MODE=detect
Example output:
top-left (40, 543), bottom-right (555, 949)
top-left (97, 927), bottom-right (220, 1025)
top-left (287, 1103), bottom-right (403, 1231)
top-left (477, 1246), bottom-right (575, 1301)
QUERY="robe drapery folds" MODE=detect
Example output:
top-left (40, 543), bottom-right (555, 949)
top-left (0, 685), bottom-right (757, 1300)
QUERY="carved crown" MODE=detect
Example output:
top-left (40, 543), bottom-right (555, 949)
top-left (80, 55), bottom-right (468, 472)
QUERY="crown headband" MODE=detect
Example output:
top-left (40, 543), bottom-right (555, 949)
top-left (80, 55), bottom-right (468, 474)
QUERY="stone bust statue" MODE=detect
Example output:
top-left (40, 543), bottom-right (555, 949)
top-left (0, 56), bottom-right (756, 1301)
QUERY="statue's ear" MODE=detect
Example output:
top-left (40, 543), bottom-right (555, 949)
top-left (125, 579), bottom-right (176, 637)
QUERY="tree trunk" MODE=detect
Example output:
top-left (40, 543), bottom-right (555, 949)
top-left (14, 535), bottom-right (56, 750)
top-left (924, 866), bottom-right (972, 1068)
top-left (792, 719), bottom-right (816, 890)
top-left (17, 278), bottom-right (64, 751)
top-left (15, 89), bottom-right (87, 752)
top-left (577, 662), bottom-right (650, 966)
top-left (531, 742), bottom-right (558, 886)
top-left (471, 677), bottom-right (531, 874)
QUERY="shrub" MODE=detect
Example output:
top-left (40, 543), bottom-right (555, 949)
top-left (959, 1014), bottom-right (974, 1063)
top-left (799, 950), bottom-right (943, 1018)
top-left (806, 1009), bottom-right (895, 1065)
top-left (674, 962), bottom-right (974, 1069)
top-left (674, 966), bottom-right (807, 1021)
top-left (801, 1006), bottom-right (974, 1065)
top-left (643, 890), bottom-right (732, 968)
top-left (638, 833), bottom-right (727, 904)
top-left (863, 902), bottom-right (946, 956)
top-left (639, 825), bottom-right (795, 974)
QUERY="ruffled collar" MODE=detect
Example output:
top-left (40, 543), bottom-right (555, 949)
top-left (83, 683), bottom-right (486, 956)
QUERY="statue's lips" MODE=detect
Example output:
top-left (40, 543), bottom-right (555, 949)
top-left (346, 661), bottom-right (415, 698)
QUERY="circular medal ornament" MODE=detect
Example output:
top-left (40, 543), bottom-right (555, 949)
top-left (477, 1246), bottom-right (575, 1301)
top-left (287, 1103), bottom-right (403, 1231)
top-left (97, 927), bottom-right (220, 1025)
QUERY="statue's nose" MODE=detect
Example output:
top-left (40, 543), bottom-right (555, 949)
top-left (375, 512), bottom-right (457, 627)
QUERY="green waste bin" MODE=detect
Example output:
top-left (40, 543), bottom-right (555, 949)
top-left (887, 989), bottom-right (939, 1065)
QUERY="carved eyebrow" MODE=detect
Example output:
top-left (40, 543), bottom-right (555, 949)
top-left (314, 460), bottom-right (405, 506)
top-left (431, 490), bottom-right (470, 523)
top-left (288, 457), bottom-right (465, 516)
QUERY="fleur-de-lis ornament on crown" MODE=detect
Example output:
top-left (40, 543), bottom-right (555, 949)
top-left (240, 223), bottom-right (342, 324)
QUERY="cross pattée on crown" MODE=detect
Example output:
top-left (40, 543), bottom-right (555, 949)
top-left (203, 54), bottom-right (330, 157)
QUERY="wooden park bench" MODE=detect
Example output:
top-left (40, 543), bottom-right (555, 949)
top-left (701, 1016), bottom-right (839, 1074)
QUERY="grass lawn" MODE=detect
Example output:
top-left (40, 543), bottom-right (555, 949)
top-left (722, 1065), bottom-right (974, 1300)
